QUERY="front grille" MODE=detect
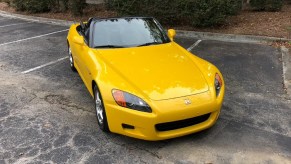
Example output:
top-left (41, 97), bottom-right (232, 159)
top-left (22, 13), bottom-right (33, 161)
top-left (155, 113), bottom-right (211, 132)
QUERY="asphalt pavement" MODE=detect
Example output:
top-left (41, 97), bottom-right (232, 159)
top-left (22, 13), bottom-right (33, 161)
top-left (0, 15), bottom-right (290, 164)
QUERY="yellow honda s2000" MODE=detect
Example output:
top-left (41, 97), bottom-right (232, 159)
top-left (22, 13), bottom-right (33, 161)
top-left (67, 17), bottom-right (225, 141)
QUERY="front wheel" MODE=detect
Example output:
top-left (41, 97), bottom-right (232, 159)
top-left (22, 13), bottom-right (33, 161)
top-left (68, 46), bottom-right (76, 72)
top-left (94, 85), bottom-right (109, 132)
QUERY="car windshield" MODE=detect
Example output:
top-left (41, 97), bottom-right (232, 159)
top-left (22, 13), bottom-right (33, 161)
top-left (92, 18), bottom-right (171, 48)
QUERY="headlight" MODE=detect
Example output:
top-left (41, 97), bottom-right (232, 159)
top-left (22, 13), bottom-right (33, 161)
top-left (112, 89), bottom-right (152, 113)
top-left (215, 73), bottom-right (222, 96)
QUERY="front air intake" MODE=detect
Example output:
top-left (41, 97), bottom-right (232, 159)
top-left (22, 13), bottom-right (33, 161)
top-left (155, 113), bottom-right (211, 131)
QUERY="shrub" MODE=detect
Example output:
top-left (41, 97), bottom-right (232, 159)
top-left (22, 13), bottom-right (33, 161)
top-left (70, 0), bottom-right (86, 16)
top-left (48, 0), bottom-right (69, 12)
top-left (11, 0), bottom-right (85, 15)
top-left (12, 0), bottom-right (50, 13)
top-left (105, 0), bottom-right (242, 27)
top-left (265, 0), bottom-right (283, 11)
top-left (225, 0), bottom-right (243, 15)
top-left (250, 0), bottom-right (265, 10)
top-left (23, 0), bottom-right (50, 13)
top-left (185, 0), bottom-right (229, 27)
top-left (104, 0), bottom-right (182, 25)
top-left (250, 0), bottom-right (283, 11)
top-left (11, 0), bottom-right (26, 11)
top-left (59, 0), bottom-right (69, 12)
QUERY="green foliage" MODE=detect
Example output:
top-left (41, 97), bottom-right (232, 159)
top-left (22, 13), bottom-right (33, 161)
top-left (104, 0), bottom-right (182, 25)
top-left (48, 0), bottom-right (69, 12)
top-left (250, 0), bottom-right (283, 11)
top-left (225, 0), bottom-right (243, 15)
top-left (70, 0), bottom-right (86, 16)
top-left (265, 0), bottom-right (283, 11)
top-left (105, 0), bottom-right (242, 27)
top-left (250, 0), bottom-right (265, 10)
top-left (12, 0), bottom-right (50, 12)
top-left (186, 0), bottom-right (229, 27)
top-left (11, 0), bottom-right (25, 11)
top-left (59, 0), bottom-right (69, 12)
top-left (10, 0), bottom-right (85, 15)
top-left (24, 0), bottom-right (50, 13)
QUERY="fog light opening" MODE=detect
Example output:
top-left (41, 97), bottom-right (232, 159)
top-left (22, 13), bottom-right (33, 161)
top-left (122, 124), bottom-right (135, 129)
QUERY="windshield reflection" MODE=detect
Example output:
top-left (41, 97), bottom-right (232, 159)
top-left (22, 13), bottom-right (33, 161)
top-left (92, 18), bottom-right (170, 48)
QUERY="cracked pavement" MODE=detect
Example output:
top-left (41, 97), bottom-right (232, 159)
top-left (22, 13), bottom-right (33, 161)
top-left (0, 16), bottom-right (290, 164)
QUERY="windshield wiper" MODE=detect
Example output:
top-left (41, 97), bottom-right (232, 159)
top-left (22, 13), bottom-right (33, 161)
top-left (94, 45), bottom-right (125, 49)
top-left (137, 42), bottom-right (161, 47)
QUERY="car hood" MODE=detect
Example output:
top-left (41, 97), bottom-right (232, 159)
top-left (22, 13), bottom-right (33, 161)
top-left (97, 43), bottom-right (209, 101)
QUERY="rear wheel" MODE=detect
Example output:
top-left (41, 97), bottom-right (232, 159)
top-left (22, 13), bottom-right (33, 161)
top-left (68, 46), bottom-right (76, 72)
top-left (94, 85), bottom-right (109, 132)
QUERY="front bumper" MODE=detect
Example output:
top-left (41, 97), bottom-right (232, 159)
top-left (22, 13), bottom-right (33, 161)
top-left (105, 90), bottom-right (223, 141)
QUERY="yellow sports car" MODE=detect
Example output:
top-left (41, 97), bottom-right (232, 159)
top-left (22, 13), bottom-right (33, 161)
top-left (67, 17), bottom-right (225, 141)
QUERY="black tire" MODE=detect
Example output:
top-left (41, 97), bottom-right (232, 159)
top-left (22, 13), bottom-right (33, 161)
top-left (94, 85), bottom-right (109, 132)
top-left (68, 45), bottom-right (77, 72)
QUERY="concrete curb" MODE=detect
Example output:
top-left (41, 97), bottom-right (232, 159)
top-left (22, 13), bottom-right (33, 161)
top-left (281, 46), bottom-right (291, 96)
top-left (176, 30), bottom-right (291, 44)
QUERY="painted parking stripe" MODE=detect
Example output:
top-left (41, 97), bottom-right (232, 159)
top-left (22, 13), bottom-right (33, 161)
top-left (21, 56), bottom-right (68, 74)
top-left (0, 22), bottom-right (33, 28)
top-left (0, 29), bottom-right (68, 46)
top-left (0, 13), bottom-right (43, 22)
top-left (187, 40), bottom-right (202, 51)
top-left (0, 17), bottom-right (11, 20)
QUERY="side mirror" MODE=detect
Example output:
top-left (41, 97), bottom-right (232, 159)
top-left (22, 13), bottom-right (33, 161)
top-left (73, 35), bottom-right (84, 45)
top-left (168, 29), bottom-right (176, 41)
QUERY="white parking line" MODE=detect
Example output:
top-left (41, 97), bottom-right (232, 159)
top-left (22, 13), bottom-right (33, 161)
top-left (0, 17), bottom-right (10, 20)
top-left (21, 56), bottom-right (68, 74)
top-left (0, 29), bottom-right (68, 46)
top-left (0, 14), bottom-right (41, 22)
top-left (187, 40), bottom-right (202, 51)
top-left (0, 22), bottom-right (33, 28)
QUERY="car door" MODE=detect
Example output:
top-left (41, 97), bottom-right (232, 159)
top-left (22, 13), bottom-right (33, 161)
top-left (74, 30), bottom-right (94, 92)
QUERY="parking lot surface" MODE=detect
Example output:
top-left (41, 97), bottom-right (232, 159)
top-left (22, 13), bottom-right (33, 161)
top-left (0, 15), bottom-right (290, 163)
